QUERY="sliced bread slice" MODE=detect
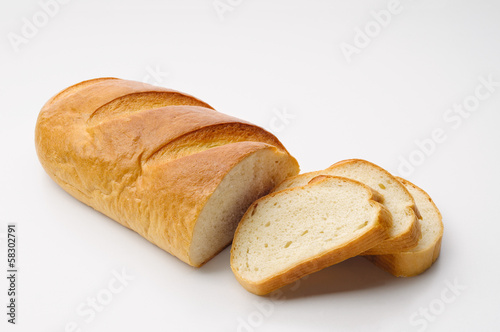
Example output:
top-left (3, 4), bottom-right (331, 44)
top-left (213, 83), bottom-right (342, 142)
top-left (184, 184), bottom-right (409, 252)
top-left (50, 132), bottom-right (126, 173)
top-left (272, 159), bottom-right (421, 255)
top-left (230, 175), bottom-right (391, 295)
top-left (365, 177), bottom-right (444, 277)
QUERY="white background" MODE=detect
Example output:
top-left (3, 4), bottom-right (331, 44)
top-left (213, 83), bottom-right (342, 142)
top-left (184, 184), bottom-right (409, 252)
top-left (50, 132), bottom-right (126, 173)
top-left (1, 0), bottom-right (500, 331)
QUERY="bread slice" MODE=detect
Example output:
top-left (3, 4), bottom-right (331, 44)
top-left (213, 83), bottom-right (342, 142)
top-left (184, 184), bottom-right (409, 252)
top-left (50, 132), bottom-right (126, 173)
top-left (272, 159), bottom-right (421, 255)
top-left (365, 177), bottom-right (443, 277)
top-left (230, 176), bottom-right (391, 295)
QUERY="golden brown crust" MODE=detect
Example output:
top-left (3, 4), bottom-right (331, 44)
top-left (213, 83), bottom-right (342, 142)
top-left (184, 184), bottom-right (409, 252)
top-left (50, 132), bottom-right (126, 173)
top-left (230, 176), bottom-right (392, 295)
top-left (44, 77), bottom-right (119, 107)
top-left (35, 78), bottom-right (299, 266)
top-left (364, 237), bottom-right (442, 277)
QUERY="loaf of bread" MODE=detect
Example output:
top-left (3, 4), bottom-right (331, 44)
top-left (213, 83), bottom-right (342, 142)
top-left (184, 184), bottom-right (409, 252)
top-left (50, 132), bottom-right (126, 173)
top-left (231, 175), bottom-right (391, 295)
top-left (272, 159), bottom-right (421, 255)
top-left (35, 78), bottom-right (299, 267)
top-left (365, 177), bottom-right (443, 276)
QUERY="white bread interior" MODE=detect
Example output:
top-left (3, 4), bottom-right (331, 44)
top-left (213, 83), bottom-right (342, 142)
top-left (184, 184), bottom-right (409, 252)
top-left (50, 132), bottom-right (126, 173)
top-left (189, 148), bottom-right (299, 266)
top-left (273, 159), bottom-right (421, 255)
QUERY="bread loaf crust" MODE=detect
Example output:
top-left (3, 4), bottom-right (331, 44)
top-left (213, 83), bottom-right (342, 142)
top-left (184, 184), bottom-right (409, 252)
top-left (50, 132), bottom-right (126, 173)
top-left (35, 78), bottom-right (299, 266)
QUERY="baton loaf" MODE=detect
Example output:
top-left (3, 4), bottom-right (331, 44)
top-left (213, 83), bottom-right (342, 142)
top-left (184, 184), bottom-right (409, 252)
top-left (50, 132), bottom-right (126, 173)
top-left (35, 78), bottom-right (299, 267)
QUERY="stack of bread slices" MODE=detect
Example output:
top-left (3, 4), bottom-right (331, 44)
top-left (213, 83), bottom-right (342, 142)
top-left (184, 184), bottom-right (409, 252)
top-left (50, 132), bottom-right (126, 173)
top-left (231, 159), bottom-right (443, 295)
